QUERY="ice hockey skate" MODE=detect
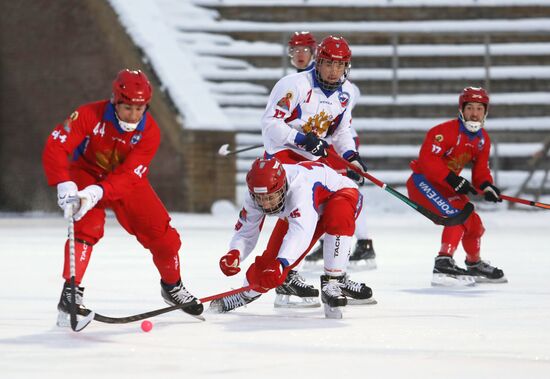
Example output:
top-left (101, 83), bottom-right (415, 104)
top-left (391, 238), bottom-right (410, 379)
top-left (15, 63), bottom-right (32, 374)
top-left (338, 274), bottom-right (377, 305)
top-left (56, 282), bottom-right (95, 330)
top-left (466, 260), bottom-right (508, 283)
top-left (349, 239), bottom-right (377, 270)
top-left (161, 280), bottom-right (205, 320)
top-left (208, 291), bottom-right (261, 313)
top-left (320, 275), bottom-right (347, 319)
top-left (431, 256), bottom-right (476, 287)
top-left (274, 270), bottom-right (320, 308)
top-left (304, 240), bottom-right (323, 266)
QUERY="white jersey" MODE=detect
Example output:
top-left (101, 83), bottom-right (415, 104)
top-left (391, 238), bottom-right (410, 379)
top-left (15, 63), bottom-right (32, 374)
top-left (229, 163), bottom-right (358, 264)
top-left (325, 81), bottom-right (360, 145)
top-left (261, 69), bottom-right (357, 160)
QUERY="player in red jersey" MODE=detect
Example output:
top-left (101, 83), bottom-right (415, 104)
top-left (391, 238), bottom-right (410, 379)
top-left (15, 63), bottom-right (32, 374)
top-left (43, 69), bottom-right (203, 326)
top-left (406, 87), bottom-right (507, 286)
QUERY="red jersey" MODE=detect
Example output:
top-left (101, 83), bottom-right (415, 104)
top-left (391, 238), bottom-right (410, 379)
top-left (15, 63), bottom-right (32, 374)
top-left (410, 119), bottom-right (493, 189)
top-left (42, 100), bottom-right (160, 201)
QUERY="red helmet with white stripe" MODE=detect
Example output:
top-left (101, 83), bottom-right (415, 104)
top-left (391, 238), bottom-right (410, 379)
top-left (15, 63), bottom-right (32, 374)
top-left (112, 69), bottom-right (152, 106)
top-left (459, 86), bottom-right (489, 111)
top-left (246, 158), bottom-right (287, 215)
top-left (316, 35), bottom-right (351, 63)
top-left (458, 87), bottom-right (490, 133)
top-left (315, 36), bottom-right (352, 91)
top-left (288, 31), bottom-right (317, 50)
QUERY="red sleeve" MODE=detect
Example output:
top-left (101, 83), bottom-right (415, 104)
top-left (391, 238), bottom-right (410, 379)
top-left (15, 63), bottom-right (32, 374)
top-left (416, 123), bottom-right (456, 184)
top-left (42, 105), bottom-right (96, 186)
top-left (471, 131), bottom-right (494, 188)
top-left (100, 119), bottom-right (161, 201)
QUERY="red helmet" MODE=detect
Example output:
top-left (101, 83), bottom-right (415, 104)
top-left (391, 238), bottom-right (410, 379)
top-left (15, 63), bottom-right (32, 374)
top-left (459, 86), bottom-right (489, 111)
top-left (459, 87), bottom-right (490, 133)
top-left (316, 36), bottom-right (352, 63)
top-left (288, 31), bottom-right (317, 49)
top-left (246, 158), bottom-right (287, 215)
top-left (112, 69), bottom-right (152, 106)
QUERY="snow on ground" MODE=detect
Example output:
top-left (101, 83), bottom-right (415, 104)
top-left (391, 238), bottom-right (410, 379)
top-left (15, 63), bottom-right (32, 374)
top-left (1, 197), bottom-right (549, 378)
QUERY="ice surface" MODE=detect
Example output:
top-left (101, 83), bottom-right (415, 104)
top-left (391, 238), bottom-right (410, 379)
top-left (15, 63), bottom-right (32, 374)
top-left (1, 197), bottom-right (549, 378)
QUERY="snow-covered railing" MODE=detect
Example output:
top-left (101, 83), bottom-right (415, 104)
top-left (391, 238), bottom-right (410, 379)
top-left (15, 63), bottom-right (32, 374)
top-left (177, 17), bottom-right (550, 98)
top-left (174, 18), bottom-right (550, 34)
top-left (194, 0), bottom-right (550, 7)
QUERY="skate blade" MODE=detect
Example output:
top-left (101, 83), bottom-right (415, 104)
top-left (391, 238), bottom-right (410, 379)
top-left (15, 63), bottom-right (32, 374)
top-left (347, 297), bottom-right (377, 305)
top-left (274, 294), bottom-right (320, 308)
top-left (348, 259), bottom-right (377, 271)
top-left (56, 310), bottom-right (95, 331)
top-left (206, 302), bottom-right (225, 314)
top-left (323, 303), bottom-right (343, 319)
top-left (189, 313), bottom-right (206, 321)
top-left (163, 299), bottom-right (206, 321)
top-left (472, 275), bottom-right (508, 284)
top-left (57, 311), bottom-right (70, 327)
top-left (431, 273), bottom-right (476, 287)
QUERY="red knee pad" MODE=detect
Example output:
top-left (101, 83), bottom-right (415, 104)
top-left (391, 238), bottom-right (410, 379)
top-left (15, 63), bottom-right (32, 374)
top-left (322, 188), bottom-right (359, 236)
top-left (147, 226), bottom-right (181, 257)
top-left (463, 212), bottom-right (485, 239)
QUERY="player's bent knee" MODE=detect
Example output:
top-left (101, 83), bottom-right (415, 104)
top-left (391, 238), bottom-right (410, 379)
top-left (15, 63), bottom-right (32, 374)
top-left (146, 226), bottom-right (182, 257)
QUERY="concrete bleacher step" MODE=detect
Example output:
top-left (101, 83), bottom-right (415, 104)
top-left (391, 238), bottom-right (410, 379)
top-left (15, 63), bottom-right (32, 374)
top-left (191, 41), bottom-right (550, 67)
top-left (195, 2), bottom-right (550, 23)
top-left (216, 92), bottom-right (550, 118)
top-left (210, 77), bottom-right (550, 97)
top-left (175, 16), bottom-right (550, 45)
top-left (201, 65), bottom-right (550, 82)
top-left (216, 92), bottom-right (550, 106)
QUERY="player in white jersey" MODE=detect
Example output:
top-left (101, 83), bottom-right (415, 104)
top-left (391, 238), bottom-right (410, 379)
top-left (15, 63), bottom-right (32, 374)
top-left (286, 33), bottom-right (376, 267)
top-left (261, 35), bottom-right (361, 164)
top-left (210, 158), bottom-right (375, 318)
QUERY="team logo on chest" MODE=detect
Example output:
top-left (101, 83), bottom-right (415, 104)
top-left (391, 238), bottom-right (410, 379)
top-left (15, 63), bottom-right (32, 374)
top-left (131, 133), bottom-right (142, 145)
top-left (478, 136), bottom-right (485, 151)
top-left (302, 111), bottom-right (333, 136)
top-left (338, 91), bottom-right (350, 107)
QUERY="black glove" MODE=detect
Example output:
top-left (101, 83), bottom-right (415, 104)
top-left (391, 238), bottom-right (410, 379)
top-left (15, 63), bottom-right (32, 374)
top-left (302, 132), bottom-right (328, 158)
top-left (346, 152), bottom-right (367, 185)
top-left (346, 169), bottom-right (365, 186)
top-left (445, 172), bottom-right (478, 195)
top-left (480, 181), bottom-right (502, 203)
top-left (346, 152), bottom-right (368, 172)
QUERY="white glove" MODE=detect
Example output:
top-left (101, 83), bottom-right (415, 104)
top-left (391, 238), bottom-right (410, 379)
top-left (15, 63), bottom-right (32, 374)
top-left (57, 181), bottom-right (78, 218)
top-left (73, 185), bottom-right (104, 221)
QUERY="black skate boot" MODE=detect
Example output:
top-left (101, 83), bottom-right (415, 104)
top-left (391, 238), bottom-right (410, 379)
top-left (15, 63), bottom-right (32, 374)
top-left (305, 240), bottom-right (323, 264)
top-left (466, 260), bottom-right (508, 283)
top-left (349, 239), bottom-right (376, 269)
top-left (431, 255), bottom-right (475, 287)
top-left (274, 270), bottom-right (320, 308)
top-left (57, 282), bottom-right (94, 330)
top-left (320, 274), bottom-right (347, 319)
top-left (208, 291), bottom-right (261, 313)
top-left (161, 280), bottom-right (204, 320)
top-left (338, 274), bottom-right (376, 305)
